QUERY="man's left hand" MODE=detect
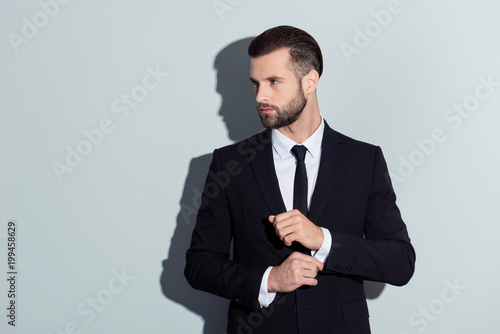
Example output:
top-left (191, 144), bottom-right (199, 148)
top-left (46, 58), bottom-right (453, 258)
top-left (269, 210), bottom-right (324, 250)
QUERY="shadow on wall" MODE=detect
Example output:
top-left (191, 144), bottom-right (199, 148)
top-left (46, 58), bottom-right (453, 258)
top-left (160, 37), bottom-right (385, 334)
top-left (160, 37), bottom-right (262, 334)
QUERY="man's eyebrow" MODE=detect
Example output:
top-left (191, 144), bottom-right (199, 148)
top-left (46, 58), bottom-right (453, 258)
top-left (249, 76), bottom-right (285, 82)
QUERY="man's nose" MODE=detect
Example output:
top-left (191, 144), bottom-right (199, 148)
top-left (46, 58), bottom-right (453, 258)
top-left (255, 85), bottom-right (270, 104)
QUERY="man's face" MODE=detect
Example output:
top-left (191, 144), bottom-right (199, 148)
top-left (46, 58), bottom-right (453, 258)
top-left (249, 48), bottom-right (307, 129)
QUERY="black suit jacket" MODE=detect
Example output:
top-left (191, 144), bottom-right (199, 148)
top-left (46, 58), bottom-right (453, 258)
top-left (185, 122), bottom-right (416, 334)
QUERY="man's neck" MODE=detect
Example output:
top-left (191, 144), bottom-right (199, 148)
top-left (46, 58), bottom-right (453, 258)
top-left (277, 106), bottom-right (322, 144)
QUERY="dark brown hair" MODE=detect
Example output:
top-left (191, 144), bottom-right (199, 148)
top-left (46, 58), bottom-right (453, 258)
top-left (248, 25), bottom-right (323, 78)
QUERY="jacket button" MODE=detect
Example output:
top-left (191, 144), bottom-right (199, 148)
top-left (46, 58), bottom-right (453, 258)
top-left (293, 304), bottom-right (297, 312)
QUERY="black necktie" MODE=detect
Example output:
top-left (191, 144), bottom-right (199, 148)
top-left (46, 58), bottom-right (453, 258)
top-left (291, 145), bottom-right (308, 216)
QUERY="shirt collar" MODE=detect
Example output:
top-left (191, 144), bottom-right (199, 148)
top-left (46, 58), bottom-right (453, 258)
top-left (272, 118), bottom-right (325, 160)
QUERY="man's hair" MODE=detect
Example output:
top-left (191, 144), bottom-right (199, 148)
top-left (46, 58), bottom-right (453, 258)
top-left (248, 25), bottom-right (323, 79)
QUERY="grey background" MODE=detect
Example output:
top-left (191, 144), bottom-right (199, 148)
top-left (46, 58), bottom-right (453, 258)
top-left (1, 0), bottom-right (499, 333)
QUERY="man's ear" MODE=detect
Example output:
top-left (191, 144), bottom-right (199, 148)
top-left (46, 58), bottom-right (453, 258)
top-left (302, 69), bottom-right (319, 95)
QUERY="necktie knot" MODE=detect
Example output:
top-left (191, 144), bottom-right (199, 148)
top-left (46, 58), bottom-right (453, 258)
top-left (291, 145), bottom-right (307, 162)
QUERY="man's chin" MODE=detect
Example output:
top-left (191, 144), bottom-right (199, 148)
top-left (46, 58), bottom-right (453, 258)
top-left (259, 114), bottom-right (277, 129)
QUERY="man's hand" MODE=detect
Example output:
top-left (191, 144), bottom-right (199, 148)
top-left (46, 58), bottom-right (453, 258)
top-left (268, 252), bottom-right (324, 292)
top-left (269, 209), bottom-right (324, 250)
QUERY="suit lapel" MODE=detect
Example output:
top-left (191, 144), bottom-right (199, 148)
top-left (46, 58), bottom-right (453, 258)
top-left (248, 123), bottom-right (346, 221)
top-left (248, 130), bottom-right (287, 215)
top-left (307, 122), bottom-right (346, 223)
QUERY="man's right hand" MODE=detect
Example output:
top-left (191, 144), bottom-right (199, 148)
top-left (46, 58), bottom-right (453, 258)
top-left (267, 252), bottom-right (324, 293)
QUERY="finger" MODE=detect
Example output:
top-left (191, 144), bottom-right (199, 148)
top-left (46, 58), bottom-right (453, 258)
top-left (273, 215), bottom-right (296, 231)
top-left (281, 229), bottom-right (303, 246)
top-left (282, 233), bottom-right (295, 246)
top-left (276, 224), bottom-right (296, 239)
top-left (296, 254), bottom-right (324, 271)
top-left (311, 257), bottom-right (324, 271)
top-left (302, 268), bottom-right (319, 280)
top-left (274, 209), bottom-right (299, 222)
top-left (301, 259), bottom-right (319, 270)
top-left (290, 251), bottom-right (314, 260)
top-left (275, 212), bottom-right (310, 232)
top-left (289, 251), bottom-right (305, 259)
top-left (301, 277), bottom-right (318, 287)
top-left (288, 209), bottom-right (305, 218)
top-left (289, 252), bottom-right (323, 268)
top-left (268, 215), bottom-right (276, 223)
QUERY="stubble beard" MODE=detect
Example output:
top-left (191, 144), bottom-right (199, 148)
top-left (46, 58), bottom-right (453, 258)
top-left (257, 87), bottom-right (308, 130)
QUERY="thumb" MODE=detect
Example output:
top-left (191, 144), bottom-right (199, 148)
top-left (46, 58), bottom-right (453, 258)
top-left (268, 215), bottom-right (275, 223)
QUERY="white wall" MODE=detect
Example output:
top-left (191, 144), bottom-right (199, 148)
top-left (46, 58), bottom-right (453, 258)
top-left (1, 1), bottom-right (499, 333)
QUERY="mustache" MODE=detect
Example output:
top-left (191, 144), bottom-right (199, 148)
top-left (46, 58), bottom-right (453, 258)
top-left (256, 103), bottom-right (279, 111)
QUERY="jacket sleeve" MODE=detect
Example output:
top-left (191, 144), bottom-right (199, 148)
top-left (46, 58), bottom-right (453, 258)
top-left (184, 149), bottom-right (267, 311)
top-left (324, 146), bottom-right (416, 286)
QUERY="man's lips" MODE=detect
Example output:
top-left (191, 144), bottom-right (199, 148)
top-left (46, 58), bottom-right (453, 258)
top-left (259, 108), bottom-right (275, 114)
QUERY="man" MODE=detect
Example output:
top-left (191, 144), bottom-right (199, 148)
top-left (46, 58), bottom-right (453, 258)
top-left (185, 25), bottom-right (415, 334)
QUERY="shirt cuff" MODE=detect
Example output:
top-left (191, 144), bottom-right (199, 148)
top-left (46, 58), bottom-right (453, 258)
top-left (311, 227), bottom-right (332, 263)
top-left (258, 266), bottom-right (277, 308)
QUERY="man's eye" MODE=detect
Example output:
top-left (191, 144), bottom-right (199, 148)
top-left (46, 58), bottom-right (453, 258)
top-left (271, 80), bottom-right (279, 85)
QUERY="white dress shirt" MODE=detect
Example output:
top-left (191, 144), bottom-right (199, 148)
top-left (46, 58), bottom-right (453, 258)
top-left (258, 118), bottom-right (333, 307)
